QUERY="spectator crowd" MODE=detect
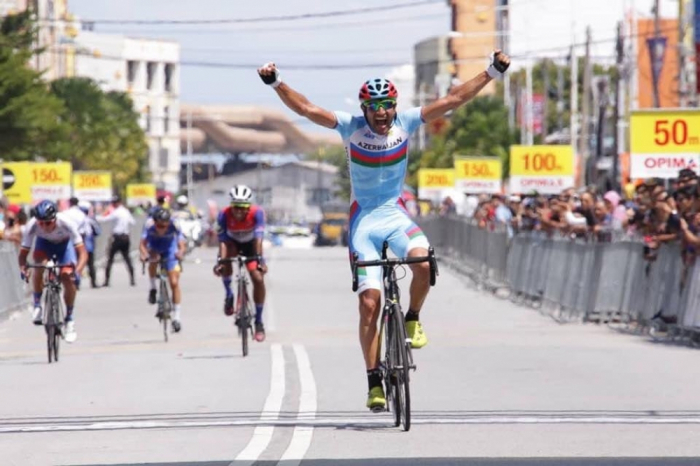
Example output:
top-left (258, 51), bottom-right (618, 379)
top-left (430, 168), bottom-right (700, 267)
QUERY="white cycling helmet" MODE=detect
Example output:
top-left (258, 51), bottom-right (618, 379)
top-left (176, 194), bottom-right (188, 206)
top-left (229, 185), bottom-right (253, 204)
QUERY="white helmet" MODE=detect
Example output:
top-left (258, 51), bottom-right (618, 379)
top-left (77, 200), bottom-right (92, 213)
top-left (176, 194), bottom-right (188, 206)
top-left (229, 185), bottom-right (253, 204)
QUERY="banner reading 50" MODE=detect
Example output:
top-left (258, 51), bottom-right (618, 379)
top-left (510, 145), bottom-right (574, 176)
top-left (631, 110), bottom-right (700, 154)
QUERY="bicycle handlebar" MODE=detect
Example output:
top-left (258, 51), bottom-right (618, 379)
top-left (24, 261), bottom-right (76, 283)
top-left (351, 241), bottom-right (438, 292)
top-left (141, 257), bottom-right (184, 274)
top-left (217, 255), bottom-right (262, 264)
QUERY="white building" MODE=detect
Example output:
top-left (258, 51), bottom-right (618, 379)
top-left (73, 31), bottom-right (181, 193)
top-left (1, 0), bottom-right (78, 81)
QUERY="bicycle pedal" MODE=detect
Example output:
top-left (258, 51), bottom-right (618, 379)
top-left (370, 405), bottom-right (387, 413)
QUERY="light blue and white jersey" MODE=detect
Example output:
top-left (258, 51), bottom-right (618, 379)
top-left (333, 107), bottom-right (423, 209)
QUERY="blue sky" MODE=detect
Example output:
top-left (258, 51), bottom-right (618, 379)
top-left (68, 0), bottom-right (678, 135)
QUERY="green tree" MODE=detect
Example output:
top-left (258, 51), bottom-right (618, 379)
top-left (407, 95), bottom-right (516, 187)
top-left (50, 77), bottom-right (149, 190)
top-left (0, 10), bottom-right (69, 161)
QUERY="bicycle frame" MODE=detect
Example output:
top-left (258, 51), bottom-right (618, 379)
top-left (218, 255), bottom-right (261, 356)
top-left (351, 241), bottom-right (438, 430)
top-left (142, 257), bottom-right (177, 342)
top-left (27, 257), bottom-right (74, 363)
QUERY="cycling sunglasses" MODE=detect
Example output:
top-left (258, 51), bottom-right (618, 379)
top-left (231, 203), bottom-right (251, 210)
top-left (362, 99), bottom-right (397, 111)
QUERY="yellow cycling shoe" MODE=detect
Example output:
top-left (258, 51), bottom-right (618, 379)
top-left (366, 386), bottom-right (386, 411)
top-left (405, 320), bottom-right (428, 349)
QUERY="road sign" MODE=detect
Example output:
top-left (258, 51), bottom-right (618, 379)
top-left (417, 169), bottom-right (455, 201)
top-left (454, 157), bottom-right (502, 194)
top-left (509, 145), bottom-right (574, 194)
top-left (2, 167), bottom-right (15, 190)
top-left (630, 110), bottom-right (700, 178)
top-left (126, 183), bottom-right (156, 207)
top-left (73, 171), bottom-right (112, 201)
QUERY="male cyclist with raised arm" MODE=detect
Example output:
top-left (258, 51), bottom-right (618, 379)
top-left (213, 185), bottom-right (268, 342)
top-left (18, 200), bottom-right (88, 343)
top-left (140, 208), bottom-right (187, 332)
top-left (258, 50), bottom-right (510, 410)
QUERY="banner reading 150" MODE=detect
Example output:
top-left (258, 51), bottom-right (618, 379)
top-left (509, 145), bottom-right (574, 194)
top-left (1, 162), bottom-right (72, 204)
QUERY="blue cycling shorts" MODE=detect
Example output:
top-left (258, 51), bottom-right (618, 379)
top-left (33, 237), bottom-right (77, 266)
top-left (348, 200), bottom-right (430, 294)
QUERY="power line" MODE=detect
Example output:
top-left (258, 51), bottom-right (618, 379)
top-left (75, 0), bottom-right (444, 25)
top-left (37, 19), bottom-right (684, 72)
top-left (94, 12), bottom-right (448, 36)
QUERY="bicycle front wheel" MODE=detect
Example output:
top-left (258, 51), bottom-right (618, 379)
top-left (45, 291), bottom-right (60, 363)
top-left (392, 306), bottom-right (411, 431)
top-left (160, 280), bottom-right (171, 343)
top-left (239, 289), bottom-right (250, 357)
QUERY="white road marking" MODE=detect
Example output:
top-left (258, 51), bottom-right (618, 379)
top-left (228, 343), bottom-right (285, 466)
top-left (7, 415), bottom-right (700, 434)
top-left (278, 344), bottom-right (317, 466)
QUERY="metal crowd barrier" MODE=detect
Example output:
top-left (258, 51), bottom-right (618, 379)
top-left (421, 215), bottom-right (700, 340)
top-left (0, 242), bottom-right (29, 318)
top-left (419, 216), bottom-right (509, 291)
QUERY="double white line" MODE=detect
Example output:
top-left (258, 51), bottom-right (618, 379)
top-left (231, 343), bottom-right (317, 466)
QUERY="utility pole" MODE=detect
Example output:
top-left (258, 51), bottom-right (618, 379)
top-left (557, 63), bottom-right (564, 132)
top-left (526, 60), bottom-right (534, 145)
top-left (509, 79), bottom-right (517, 131)
top-left (542, 62), bottom-right (550, 138)
top-left (186, 111), bottom-right (194, 202)
top-left (570, 44), bottom-right (578, 177)
top-left (678, 0), bottom-right (689, 107)
top-left (581, 26), bottom-right (592, 185)
top-left (651, 0), bottom-right (661, 108)
top-left (612, 21), bottom-right (624, 192)
top-left (594, 78), bottom-right (608, 188)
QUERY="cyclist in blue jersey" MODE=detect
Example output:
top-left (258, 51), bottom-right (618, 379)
top-left (139, 208), bottom-right (187, 332)
top-left (258, 50), bottom-right (510, 410)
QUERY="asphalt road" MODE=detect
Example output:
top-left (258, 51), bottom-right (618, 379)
top-left (2, 245), bottom-right (700, 466)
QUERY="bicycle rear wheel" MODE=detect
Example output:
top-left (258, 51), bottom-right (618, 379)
top-left (392, 306), bottom-right (411, 431)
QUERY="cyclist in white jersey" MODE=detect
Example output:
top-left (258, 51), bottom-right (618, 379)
top-left (258, 50), bottom-right (511, 410)
top-left (18, 200), bottom-right (88, 342)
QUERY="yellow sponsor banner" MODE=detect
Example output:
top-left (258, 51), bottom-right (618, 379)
top-left (454, 157), bottom-right (501, 180)
top-left (510, 145), bottom-right (574, 176)
top-left (1, 162), bottom-right (72, 204)
top-left (510, 145), bottom-right (574, 194)
top-left (418, 169), bottom-right (455, 188)
top-left (73, 171), bottom-right (112, 201)
top-left (631, 110), bottom-right (700, 154)
top-left (417, 168), bottom-right (455, 201)
top-left (630, 110), bottom-right (700, 178)
top-left (126, 183), bottom-right (156, 207)
top-left (454, 157), bottom-right (502, 194)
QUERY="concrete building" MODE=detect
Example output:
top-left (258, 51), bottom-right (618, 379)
top-left (73, 31), bottom-right (181, 192)
top-left (1, 0), bottom-right (78, 81)
top-left (414, 35), bottom-right (454, 104)
top-left (192, 161), bottom-right (341, 224)
top-left (448, 0), bottom-right (509, 94)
